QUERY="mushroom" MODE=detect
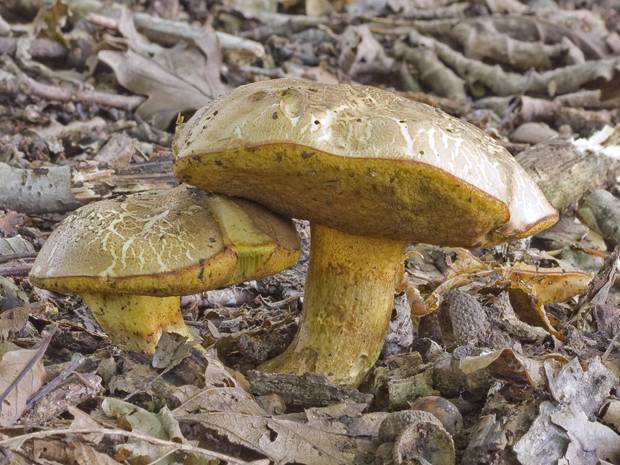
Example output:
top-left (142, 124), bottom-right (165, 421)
top-left (172, 79), bottom-right (558, 387)
top-left (29, 185), bottom-right (301, 352)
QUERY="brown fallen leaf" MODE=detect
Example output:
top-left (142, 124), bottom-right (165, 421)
top-left (33, 439), bottom-right (120, 465)
top-left (179, 411), bottom-right (371, 465)
top-left (98, 8), bottom-right (229, 129)
top-left (0, 348), bottom-right (46, 426)
top-left (172, 386), bottom-right (268, 416)
top-left (0, 211), bottom-right (25, 236)
top-left (505, 262), bottom-right (593, 303)
top-left (420, 248), bottom-right (592, 315)
top-left (459, 348), bottom-right (568, 387)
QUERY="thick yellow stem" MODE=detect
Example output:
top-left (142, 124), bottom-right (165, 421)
top-left (259, 224), bottom-right (408, 387)
top-left (79, 293), bottom-right (194, 353)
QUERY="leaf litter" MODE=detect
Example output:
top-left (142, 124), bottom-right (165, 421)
top-left (2, 0), bottom-right (620, 463)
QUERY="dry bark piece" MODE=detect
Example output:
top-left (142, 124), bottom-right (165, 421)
top-left (555, 107), bottom-right (613, 137)
top-left (373, 352), bottom-right (439, 410)
top-left (29, 185), bottom-right (301, 353)
top-left (173, 78), bottom-right (557, 387)
top-left (0, 158), bottom-right (179, 215)
top-left (21, 372), bottom-right (102, 424)
top-left (516, 126), bottom-right (620, 213)
top-left (246, 370), bottom-right (373, 408)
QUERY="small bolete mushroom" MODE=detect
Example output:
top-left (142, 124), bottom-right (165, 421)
top-left (172, 79), bottom-right (558, 387)
top-left (29, 185), bottom-right (301, 352)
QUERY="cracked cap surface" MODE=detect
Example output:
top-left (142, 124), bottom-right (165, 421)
top-left (173, 79), bottom-right (558, 247)
top-left (29, 185), bottom-right (301, 295)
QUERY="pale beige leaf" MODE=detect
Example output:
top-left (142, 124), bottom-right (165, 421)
top-left (98, 30), bottom-right (229, 129)
top-left (101, 398), bottom-right (175, 464)
top-left (102, 398), bottom-right (167, 439)
top-left (0, 349), bottom-right (46, 426)
top-left (173, 387), bottom-right (268, 416)
top-left (182, 412), bottom-right (362, 465)
top-left (551, 405), bottom-right (620, 463)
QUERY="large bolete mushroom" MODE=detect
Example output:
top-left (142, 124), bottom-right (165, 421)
top-left (172, 79), bottom-right (558, 387)
top-left (29, 185), bottom-right (301, 352)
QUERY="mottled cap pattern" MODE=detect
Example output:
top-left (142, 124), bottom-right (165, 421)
top-left (30, 185), bottom-right (301, 296)
top-left (173, 79), bottom-right (558, 247)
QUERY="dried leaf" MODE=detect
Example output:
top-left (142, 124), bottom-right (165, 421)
top-left (422, 249), bottom-right (591, 314)
top-left (33, 439), bottom-right (121, 465)
top-left (204, 349), bottom-right (243, 389)
top-left (0, 349), bottom-right (46, 426)
top-left (551, 405), bottom-right (620, 463)
top-left (546, 357), bottom-right (618, 415)
top-left (573, 246), bottom-right (620, 314)
top-left (173, 386), bottom-right (268, 416)
top-left (505, 263), bottom-right (593, 304)
top-left (98, 19), bottom-right (229, 129)
top-left (181, 412), bottom-right (363, 465)
top-left (459, 348), bottom-right (567, 387)
top-left (514, 357), bottom-right (619, 464)
top-left (101, 398), bottom-right (175, 464)
top-left (0, 236), bottom-right (35, 256)
top-left (152, 331), bottom-right (198, 371)
top-left (601, 399), bottom-right (620, 430)
top-left (338, 25), bottom-right (395, 77)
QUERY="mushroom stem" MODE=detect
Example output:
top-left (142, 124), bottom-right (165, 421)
top-left (79, 293), bottom-right (194, 353)
top-left (259, 224), bottom-right (408, 387)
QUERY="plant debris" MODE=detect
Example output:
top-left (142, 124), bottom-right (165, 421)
top-left (2, 0), bottom-right (620, 462)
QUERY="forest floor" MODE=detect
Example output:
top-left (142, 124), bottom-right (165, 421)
top-left (2, 0), bottom-right (620, 463)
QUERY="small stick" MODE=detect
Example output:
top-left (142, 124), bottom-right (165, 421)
top-left (602, 331), bottom-right (620, 362)
top-left (0, 72), bottom-right (145, 110)
top-left (26, 352), bottom-right (85, 409)
top-left (0, 326), bottom-right (58, 408)
top-left (0, 254), bottom-right (37, 266)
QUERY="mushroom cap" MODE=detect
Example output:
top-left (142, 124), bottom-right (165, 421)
top-left (29, 185), bottom-right (301, 295)
top-left (173, 79), bottom-right (558, 247)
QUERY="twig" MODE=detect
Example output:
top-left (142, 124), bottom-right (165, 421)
top-left (0, 38), bottom-right (67, 58)
top-left (26, 353), bottom-right (85, 409)
top-left (0, 72), bottom-right (145, 110)
top-left (0, 326), bottom-right (57, 408)
top-left (256, 295), bottom-right (299, 309)
top-left (0, 426), bottom-right (251, 464)
top-left (602, 331), bottom-right (620, 362)
top-left (500, 67), bottom-right (535, 126)
top-left (0, 254), bottom-right (37, 266)
top-left (0, 446), bottom-right (13, 465)
top-left (0, 264), bottom-right (33, 277)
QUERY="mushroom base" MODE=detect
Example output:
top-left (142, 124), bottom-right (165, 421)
top-left (79, 293), bottom-right (195, 353)
top-left (259, 224), bottom-right (408, 387)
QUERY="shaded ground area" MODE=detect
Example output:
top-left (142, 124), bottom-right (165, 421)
top-left (1, 0), bottom-right (620, 463)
